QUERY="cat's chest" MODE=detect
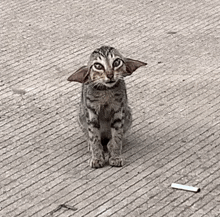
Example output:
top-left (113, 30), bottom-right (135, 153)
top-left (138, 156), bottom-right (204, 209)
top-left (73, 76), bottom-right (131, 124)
top-left (84, 86), bottom-right (125, 114)
top-left (93, 90), bottom-right (117, 104)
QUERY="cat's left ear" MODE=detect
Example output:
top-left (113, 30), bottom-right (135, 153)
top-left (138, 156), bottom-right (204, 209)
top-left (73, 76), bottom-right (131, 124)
top-left (124, 58), bottom-right (147, 76)
top-left (67, 66), bottom-right (89, 83)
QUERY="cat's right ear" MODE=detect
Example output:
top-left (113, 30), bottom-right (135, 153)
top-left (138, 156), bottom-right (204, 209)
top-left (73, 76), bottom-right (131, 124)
top-left (67, 66), bottom-right (89, 83)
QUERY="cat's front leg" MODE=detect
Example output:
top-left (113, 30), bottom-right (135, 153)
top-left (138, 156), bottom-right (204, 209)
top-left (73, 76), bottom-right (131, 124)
top-left (108, 110), bottom-right (124, 167)
top-left (87, 109), bottom-right (105, 168)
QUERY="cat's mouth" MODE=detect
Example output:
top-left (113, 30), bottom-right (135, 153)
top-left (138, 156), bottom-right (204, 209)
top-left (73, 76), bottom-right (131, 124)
top-left (105, 80), bottom-right (116, 87)
top-left (106, 80), bottom-right (115, 84)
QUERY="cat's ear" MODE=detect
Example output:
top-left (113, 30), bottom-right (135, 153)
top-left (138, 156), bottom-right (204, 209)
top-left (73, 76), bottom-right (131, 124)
top-left (124, 58), bottom-right (147, 76)
top-left (67, 66), bottom-right (89, 83)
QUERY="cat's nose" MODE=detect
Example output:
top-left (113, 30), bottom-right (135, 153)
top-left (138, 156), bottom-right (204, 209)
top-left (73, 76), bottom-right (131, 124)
top-left (106, 73), bottom-right (114, 79)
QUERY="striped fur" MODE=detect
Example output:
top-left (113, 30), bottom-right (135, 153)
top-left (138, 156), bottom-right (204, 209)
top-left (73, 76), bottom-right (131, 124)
top-left (68, 46), bottom-right (146, 168)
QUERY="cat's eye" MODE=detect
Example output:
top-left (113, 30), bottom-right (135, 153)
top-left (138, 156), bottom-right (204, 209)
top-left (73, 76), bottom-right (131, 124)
top-left (113, 58), bottom-right (122, 68)
top-left (94, 63), bottom-right (104, 70)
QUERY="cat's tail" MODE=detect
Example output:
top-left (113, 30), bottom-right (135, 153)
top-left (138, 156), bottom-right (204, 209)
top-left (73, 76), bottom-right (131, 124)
top-left (101, 137), bottom-right (110, 153)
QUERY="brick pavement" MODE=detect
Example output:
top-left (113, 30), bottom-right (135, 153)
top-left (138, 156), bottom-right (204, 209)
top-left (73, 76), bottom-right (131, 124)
top-left (0, 0), bottom-right (220, 216)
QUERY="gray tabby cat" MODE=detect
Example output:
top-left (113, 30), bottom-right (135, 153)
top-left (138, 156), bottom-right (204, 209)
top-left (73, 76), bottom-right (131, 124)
top-left (68, 46), bottom-right (146, 168)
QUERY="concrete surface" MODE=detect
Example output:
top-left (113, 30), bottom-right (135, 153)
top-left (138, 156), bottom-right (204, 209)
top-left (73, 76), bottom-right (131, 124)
top-left (0, 0), bottom-right (220, 216)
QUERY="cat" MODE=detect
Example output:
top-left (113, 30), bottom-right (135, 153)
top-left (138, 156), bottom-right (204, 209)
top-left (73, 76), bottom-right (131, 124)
top-left (67, 46), bottom-right (147, 168)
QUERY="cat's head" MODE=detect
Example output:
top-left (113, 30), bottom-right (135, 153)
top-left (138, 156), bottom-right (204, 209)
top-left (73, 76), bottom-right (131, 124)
top-left (67, 46), bottom-right (147, 88)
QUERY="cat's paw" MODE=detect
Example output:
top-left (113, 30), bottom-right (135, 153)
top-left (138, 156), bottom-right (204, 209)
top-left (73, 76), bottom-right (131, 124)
top-left (109, 157), bottom-right (123, 167)
top-left (90, 157), bottom-right (105, 168)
